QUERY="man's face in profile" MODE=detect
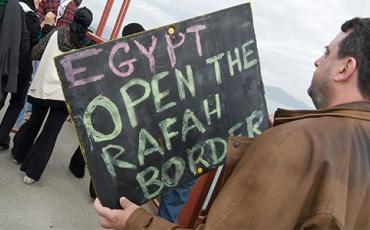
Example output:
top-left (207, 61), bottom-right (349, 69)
top-left (308, 32), bottom-right (349, 109)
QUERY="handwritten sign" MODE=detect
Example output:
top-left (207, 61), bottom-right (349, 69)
top-left (55, 3), bottom-right (269, 208)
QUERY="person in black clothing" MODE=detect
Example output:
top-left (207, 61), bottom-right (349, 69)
top-left (0, 0), bottom-right (48, 150)
top-left (0, 0), bottom-right (55, 150)
top-left (11, 0), bottom-right (56, 132)
top-left (11, 7), bottom-right (93, 184)
top-left (0, 0), bottom-right (24, 103)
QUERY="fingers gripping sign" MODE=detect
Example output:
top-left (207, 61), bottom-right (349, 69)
top-left (94, 197), bottom-right (139, 229)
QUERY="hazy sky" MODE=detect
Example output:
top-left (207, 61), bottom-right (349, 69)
top-left (81, 0), bottom-right (370, 111)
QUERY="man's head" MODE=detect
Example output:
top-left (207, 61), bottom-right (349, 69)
top-left (121, 23), bottom-right (145, 37)
top-left (308, 17), bottom-right (370, 109)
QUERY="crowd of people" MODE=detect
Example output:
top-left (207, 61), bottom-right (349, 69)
top-left (2, 0), bottom-right (370, 229)
top-left (0, 0), bottom-right (92, 184)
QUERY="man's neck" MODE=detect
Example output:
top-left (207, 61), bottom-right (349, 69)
top-left (326, 95), bottom-right (365, 109)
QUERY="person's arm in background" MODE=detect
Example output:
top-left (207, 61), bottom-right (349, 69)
top-left (31, 28), bottom-right (56, 60)
top-left (41, 24), bottom-right (53, 38)
top-left (40, 12), bottom-right (55, 38)
top-left (35, 0), bottom-right (45, 24)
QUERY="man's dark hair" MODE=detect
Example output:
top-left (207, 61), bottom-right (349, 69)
top-left (121, 23), bottom-right (144, 37)
top-left (339, 17), bottom-right (370, 99)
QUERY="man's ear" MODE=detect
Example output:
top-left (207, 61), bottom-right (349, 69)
top-left (334, 57), bottom-right (357, 81)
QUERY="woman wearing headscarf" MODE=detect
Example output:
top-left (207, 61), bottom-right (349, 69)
top-left (0, 0), bottom-right (56, 150)
top-left (11, 7), bottom-right (93, 184)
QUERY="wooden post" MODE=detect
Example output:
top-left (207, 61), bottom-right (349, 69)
top-left (95, 0), bottom-right (115, 37)
top-left (109, 0), bottom-right (131, 39)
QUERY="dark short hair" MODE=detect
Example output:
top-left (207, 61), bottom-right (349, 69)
top-left (121, 23), bottom-right (145, 37)
top-left (339, 17), bottom-right (370, 99)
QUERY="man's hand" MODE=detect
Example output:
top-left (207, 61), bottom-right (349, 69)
top-left (94, 197), bottom-right (139, 230)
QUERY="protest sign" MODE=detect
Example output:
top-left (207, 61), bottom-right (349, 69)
top-left (55, 3), bottom-right (270, 208)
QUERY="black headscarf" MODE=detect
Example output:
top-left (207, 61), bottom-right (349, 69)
top-left (121, 23), bottom-right (145, 37)
top-left (19, 0), bottom-right (35, 11)
top-left (74, 0), bottom-right (82, 6)
top-left (69, 7), bottom-right (93, 49)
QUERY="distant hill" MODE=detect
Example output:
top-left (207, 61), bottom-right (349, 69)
top-left (264, 85), bottom-right (312, 112)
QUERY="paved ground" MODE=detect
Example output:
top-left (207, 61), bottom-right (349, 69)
top-left (0, 100), bottom-right (157, 230)
top-left (0, 103), bottom-right (101, 229)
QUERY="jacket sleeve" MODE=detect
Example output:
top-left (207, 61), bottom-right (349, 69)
top-left (123, 138), bottom-right (253, 230)
top-left (125, 208), bottom-right (204, 230)
top-left (31, 29), bottom-right (56, 60)
top-left (298, 215), bottom-right (342, 229)
top-left (41, 24), bottom-right (54, 38)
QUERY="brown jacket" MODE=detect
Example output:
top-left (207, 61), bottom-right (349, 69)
top-left (125, 101), bottom-right (370, 229)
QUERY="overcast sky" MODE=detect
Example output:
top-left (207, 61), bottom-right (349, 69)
top-left (81, 0), bottom-right (370, 111)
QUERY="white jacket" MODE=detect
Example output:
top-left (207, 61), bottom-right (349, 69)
top-left (28, 31), bottom-right (69, 102)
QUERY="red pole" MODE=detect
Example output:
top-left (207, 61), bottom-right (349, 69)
top-left (86, 32), bottom-right (105, 44)
top-left (109, 0), bottom-right (131, 40)
top-left (96, 0), bottom-right (115, 37)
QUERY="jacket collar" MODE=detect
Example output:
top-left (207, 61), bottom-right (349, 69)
top-left (274, 101), bottom-right (370, 126)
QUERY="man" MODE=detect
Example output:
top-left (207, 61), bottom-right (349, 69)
top-left (94, 17), bottom-right (370, 229)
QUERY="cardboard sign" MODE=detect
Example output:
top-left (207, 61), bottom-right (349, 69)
top-left (55, 3), bottom-right (270, 208)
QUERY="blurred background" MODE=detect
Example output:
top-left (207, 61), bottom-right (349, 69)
top-left (81, 0), bottom-right (370, 112)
